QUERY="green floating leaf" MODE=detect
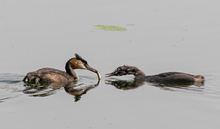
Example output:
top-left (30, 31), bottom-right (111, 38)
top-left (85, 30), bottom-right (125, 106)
top-left (95, 25), bottom-right (127, 31)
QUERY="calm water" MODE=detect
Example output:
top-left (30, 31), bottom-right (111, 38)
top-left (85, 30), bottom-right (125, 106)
top-left (1, 0), bottom-right (220, 129)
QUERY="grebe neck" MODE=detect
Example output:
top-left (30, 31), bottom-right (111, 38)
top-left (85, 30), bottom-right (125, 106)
top-left (65, 60), bottom-right (78, 80)
top-left (133, 67), bottom-right (146, 79)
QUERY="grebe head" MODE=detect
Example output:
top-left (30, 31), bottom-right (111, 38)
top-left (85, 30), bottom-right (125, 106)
top-left (69, 53), bottom-right (101, 80)
top-left (106, 65), bottom-right (142, 77)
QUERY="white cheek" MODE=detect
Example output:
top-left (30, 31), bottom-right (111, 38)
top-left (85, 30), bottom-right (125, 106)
top-left (79, 64), bottom-right (86, 69)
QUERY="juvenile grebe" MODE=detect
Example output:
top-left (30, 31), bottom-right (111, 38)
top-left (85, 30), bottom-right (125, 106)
top-left (23, 53), bottom-right (101, 86)
top-left (106, 65), bottom-right (205, 86)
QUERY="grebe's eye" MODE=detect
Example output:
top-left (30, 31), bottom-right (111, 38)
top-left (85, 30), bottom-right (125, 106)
top-left (81, 60), bottom-right (88, 64)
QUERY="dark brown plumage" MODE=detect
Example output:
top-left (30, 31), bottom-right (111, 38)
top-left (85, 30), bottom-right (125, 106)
top-left (23, 53), bottom-right (101, 86)
top-left (106, 65), bottom-right (205, 86)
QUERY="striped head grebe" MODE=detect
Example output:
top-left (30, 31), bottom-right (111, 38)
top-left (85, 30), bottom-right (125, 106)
top-left (23, 53), bottom-right (101, 86)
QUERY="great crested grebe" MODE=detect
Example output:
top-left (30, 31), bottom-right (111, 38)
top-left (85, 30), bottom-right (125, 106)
top-left (106, 65), bottom-right (205, 86)
top-left (23, 53), bottom-right (101, 86)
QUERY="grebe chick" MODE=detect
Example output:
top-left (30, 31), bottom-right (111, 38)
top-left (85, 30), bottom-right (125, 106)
top-left (23, 53), bottom-right (101, 86)
top-left (106, 65), bottom-right (205, 86)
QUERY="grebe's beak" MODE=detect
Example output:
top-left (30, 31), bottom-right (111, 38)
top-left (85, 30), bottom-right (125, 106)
top-left (85, 64), bottom-right (101, 80)
top-left (74, 53), bottom-right (101, 80)
top-left (105, 72), bottom-right (114, 77)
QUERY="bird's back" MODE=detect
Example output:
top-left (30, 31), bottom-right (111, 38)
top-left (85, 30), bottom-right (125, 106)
top-left (33, 68), bottom-right (75, 84)
top-left (145, 72), bottom-right (195, 85)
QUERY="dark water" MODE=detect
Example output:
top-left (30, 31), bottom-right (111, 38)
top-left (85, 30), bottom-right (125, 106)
top-left (1, 0), bottom-right (220, 129)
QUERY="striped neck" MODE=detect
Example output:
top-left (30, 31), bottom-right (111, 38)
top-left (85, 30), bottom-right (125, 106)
top-left (65, 60), bottom-right (78, 80)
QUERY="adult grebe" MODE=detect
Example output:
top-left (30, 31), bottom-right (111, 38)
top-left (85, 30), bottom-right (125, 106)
top-left (23, 53), bottom-right (101, 86)
top-left (106, 65), bottom-right (205, 86)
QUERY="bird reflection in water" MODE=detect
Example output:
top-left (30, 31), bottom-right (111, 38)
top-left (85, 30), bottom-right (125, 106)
top-left (64, 80), bottom-right (100, 102)
top-left (105, 78), bottom-right (145, 90)
top-left (23, 79), bottom-right (100, 102)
